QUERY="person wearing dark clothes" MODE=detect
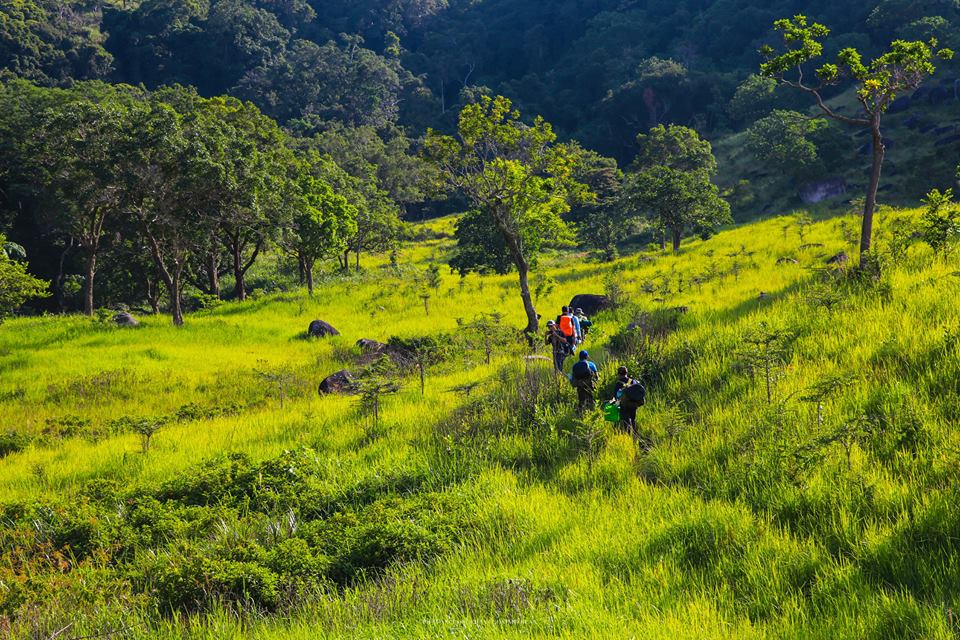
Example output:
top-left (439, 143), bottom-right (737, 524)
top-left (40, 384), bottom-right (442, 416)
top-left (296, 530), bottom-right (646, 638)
top-left (570, 350), bottom-right (599, 412)
top-left (575, 308), bottom-right (592, 337)
top-left (544, 320), bottom-right (569, 372)
top-left (612, 365), bottom-right (645, 435)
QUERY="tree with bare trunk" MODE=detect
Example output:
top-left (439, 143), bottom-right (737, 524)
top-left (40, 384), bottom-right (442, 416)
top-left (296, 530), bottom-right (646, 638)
top-left (424, 95), bottom-right (590, 335)
top-left (760, 15), bottom-right (953, 260)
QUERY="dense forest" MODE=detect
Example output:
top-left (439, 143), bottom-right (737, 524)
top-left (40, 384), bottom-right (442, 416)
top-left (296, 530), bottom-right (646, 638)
top-left (1, 0), bottom-right (960, 318)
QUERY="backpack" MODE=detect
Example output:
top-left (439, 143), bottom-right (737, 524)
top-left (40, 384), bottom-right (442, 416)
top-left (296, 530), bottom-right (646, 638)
top-left (623, 383), bottom-right (646, 405)
top-left (559, 314), bottom-right (575, 337)
top-left (571, 360), bottom-right (593, 381)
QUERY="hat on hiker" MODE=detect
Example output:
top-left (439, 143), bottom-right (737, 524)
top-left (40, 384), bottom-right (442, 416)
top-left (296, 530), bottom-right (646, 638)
top-left (579, 350), bottom-right (589, 359)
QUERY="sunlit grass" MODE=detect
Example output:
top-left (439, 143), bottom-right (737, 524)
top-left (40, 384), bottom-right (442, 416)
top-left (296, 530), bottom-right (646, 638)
top-left (3, 207), bottom-right (960, 638)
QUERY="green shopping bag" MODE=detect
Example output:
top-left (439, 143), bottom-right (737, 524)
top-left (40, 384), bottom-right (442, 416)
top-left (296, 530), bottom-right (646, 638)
top-left (603, 402), bottom-right (620, 423)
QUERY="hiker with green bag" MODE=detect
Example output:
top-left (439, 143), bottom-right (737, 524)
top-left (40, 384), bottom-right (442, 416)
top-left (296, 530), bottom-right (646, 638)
top-left (610, 366), bottom-right (645, 435)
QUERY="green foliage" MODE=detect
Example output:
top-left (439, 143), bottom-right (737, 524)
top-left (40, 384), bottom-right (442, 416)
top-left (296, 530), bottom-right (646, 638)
top-left (745, 110), bottom-right (841, 181)
top-left (425, 95), bottom-right (590, 331)
top-left (633, 124), bottom-right (717, 175)
top-left (0, 233), bottom-right (48, 322)
top-left (0, 0), bottom-right (112, 85)
top-left (760, 13), bottom-right (954, 254)
top-left (449, 209), bottom-right (513, 276)
top-left (919, 188), bottom-right (960, 257)
top-left (728, 74), bottom-right (785, 124)
top-left (626, 166), bottom-right (732, 253)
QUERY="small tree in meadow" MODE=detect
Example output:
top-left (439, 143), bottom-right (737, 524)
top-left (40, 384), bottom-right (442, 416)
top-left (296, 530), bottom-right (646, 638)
top-left (626, 166), bottom-right (731, 253)
top-left (761, 15), bottom-right (954, 258)
top-left (627, 124), bottom-right (731, 252)
top-left (355, 357), bottom-right (401, 427)
top-left (919, 188), bottom-right (960, 258)
top-left (459, 313), bottom-right (509, 365)
top-left (131, 417), bottom-right (164, 454)
top-left (736, 322), bottom-right (794, 404)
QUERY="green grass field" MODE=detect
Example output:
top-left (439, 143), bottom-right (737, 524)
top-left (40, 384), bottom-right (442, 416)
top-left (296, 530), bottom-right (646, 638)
top-left (2, 207), bottom-right (960, 638)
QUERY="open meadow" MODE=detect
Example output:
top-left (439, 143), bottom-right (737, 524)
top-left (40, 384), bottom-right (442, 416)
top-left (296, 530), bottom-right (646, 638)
top-left (3, 207), bottom-right (960, 638)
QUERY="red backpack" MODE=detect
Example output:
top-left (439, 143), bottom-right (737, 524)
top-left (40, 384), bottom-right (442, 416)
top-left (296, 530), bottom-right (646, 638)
top-left (559, 314), bottom-right (575, 337)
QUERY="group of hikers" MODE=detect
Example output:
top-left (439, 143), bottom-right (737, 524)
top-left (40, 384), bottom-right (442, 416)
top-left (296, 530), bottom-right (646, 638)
top-left (543, 306), bottom-right (646, 434)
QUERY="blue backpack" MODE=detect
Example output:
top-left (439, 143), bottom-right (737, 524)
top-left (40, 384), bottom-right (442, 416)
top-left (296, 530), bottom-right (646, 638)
top-left (571, 360), bottom-right (593, 381)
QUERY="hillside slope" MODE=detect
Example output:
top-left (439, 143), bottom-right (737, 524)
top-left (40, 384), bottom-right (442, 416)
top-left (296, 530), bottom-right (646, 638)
top-left (1, 209), bottom-right (960, 638)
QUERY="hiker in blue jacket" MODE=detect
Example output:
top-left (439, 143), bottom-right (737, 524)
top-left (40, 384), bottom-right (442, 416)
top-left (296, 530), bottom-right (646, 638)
top-left (569, 350), bottom-right (599, 412)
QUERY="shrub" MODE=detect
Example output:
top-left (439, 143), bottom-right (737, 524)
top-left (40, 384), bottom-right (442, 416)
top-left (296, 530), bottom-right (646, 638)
top-left (140, 549), bottom-right (280, 613)
top-left (0, 431), bottom-right (30, 457)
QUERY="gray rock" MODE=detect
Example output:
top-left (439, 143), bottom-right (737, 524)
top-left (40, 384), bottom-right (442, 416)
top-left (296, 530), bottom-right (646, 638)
top-left (776, 257), bottom-right (799, 265)
top-left (826, 252), bottom-right (850, 265)
top-left (113, 312), bottom-right (139, 327)
top-left (308, 320), bottom-right (339, 338)
top-left (356, 339), bottom-right (387, 354)
top-left (568, 294), bottom-right (613, 316)
top-left (799, 178), bottom-right (847, 204)
top-left (318, 370), bottom-right (355, 395)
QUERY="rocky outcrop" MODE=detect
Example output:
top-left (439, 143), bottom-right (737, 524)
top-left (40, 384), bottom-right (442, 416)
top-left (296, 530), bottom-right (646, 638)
top-left (568, 294), bottom-right (613, 316)
top-left (799, 178), bottom-right (847, 204)
top-left (356, 339), bottom-right (387, 354)
top-left (113, 312), bottom-right (139, 327)
top-left (308, 320), bottom-right (339, 338)
top-left (318, 370), bottom-right (355, 395)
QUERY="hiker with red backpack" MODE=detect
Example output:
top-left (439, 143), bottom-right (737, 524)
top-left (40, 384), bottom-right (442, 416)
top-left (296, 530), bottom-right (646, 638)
top-left (557, 306), bottom-right (582, 349)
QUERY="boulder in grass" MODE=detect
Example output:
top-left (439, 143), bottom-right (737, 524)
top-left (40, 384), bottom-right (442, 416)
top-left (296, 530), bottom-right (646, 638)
top-left (356, 339), bottom-right (387, 355)
top-left (319, 370), bottom-right (355, 395)
top-left (113, 312), bottom-right (139, 327)
top-left (308, 320), bottom-right (339, 338)
top-left (568, 294), bottom-right (613, 316)
top-left (826, 252), bottom-right (850, 266)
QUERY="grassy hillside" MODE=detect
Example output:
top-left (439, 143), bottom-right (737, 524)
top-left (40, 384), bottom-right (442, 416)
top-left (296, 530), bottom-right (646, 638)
top-left (715, 81), bottom-right (960, 219)
top-left (2, 207), bottom-right (960, 638)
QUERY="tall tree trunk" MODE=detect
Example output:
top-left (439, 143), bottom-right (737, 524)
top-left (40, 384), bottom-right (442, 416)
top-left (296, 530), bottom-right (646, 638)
top-left (305, 258), bottom-right (315, 296)
top-left (208, 251), bottom-right (220, 298)
top-left (516, 259), bottom-right (538, 335)
top-left (232, 235), bottom-right (246, 302)
top-left (55, 241), bottom-right (73, 314)
top-left (83, 249), bottom-right (97, 316)
top-left (342, 250), bottom-right (350, 272)
top-left (142, 225), bottom-right (184, 326)
top-left (146, 274), bottom-right (161, 314)
top-left (355, 249), bottom-right (361, 272)
top-left (861, 118), bottom-right (885, 257)
top-left (493, 208), bottom-right (539, 334)
top-left (672, 230), bottom-right (682, 254)
top-left (659, 229), bottom-right (667, 251)
top-left (170, 267), bottom-right (184, 327)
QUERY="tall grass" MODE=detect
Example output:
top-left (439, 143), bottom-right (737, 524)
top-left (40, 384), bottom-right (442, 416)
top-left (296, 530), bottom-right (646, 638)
top-left (2, 208), bottom-right (960, 638)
